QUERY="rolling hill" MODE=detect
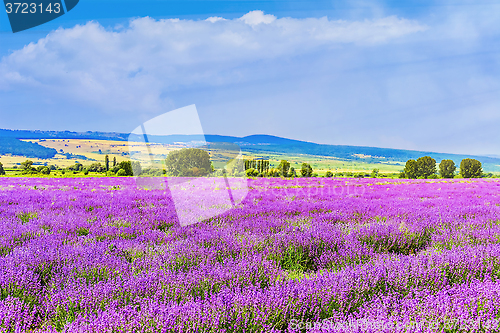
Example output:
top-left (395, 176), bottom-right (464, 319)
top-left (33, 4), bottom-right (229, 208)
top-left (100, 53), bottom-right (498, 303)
top-left (1, 129), bottom-right (500, 172)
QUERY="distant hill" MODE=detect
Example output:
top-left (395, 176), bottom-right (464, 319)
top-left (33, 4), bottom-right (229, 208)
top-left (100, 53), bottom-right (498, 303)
top-left (1, 129), bottom-right (500, 171)
top-left (0, 137), bottom-right (57, 159)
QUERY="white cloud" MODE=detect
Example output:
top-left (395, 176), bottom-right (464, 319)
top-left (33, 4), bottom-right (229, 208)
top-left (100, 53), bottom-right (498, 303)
top-left (206, 16), bottom-right (226, 23)
top-left (239, 10), bottom-right (276, 26)
top-left (0, 11), bottom-right (427, 113)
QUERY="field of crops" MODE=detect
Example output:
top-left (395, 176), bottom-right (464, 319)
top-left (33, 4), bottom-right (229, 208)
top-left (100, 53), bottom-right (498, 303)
top-left (2, 177), bottom-right (500, 332)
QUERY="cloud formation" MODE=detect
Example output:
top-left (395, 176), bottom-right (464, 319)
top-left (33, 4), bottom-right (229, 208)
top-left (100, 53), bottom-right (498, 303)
top-left (0, 11), bottom-right (427, 113)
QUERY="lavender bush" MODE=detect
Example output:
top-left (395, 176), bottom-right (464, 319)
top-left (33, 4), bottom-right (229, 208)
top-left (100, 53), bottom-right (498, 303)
top-left (1, 177), bottom-right (500, 332)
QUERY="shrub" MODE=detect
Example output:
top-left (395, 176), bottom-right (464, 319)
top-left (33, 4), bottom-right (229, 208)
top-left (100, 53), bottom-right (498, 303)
top-left (460, 158), bottom-right (482, 178)
top-left (288, 167), bottom-right (297, 178)
top-left (116, 169), bottom-right (127, 176)
top-left (245, 168), bottom-right (258, 177)
top-left (0, 162), bottom-right (5, 175)
top-left (325, 171), bottom-right (333, 177)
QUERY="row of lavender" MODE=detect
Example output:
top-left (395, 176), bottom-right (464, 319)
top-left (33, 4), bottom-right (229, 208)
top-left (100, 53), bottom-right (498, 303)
top-left (1, 177), bottom-right (500, 332)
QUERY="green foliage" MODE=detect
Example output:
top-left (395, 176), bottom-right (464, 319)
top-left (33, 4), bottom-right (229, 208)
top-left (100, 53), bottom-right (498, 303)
top-left (460, 158), bottom-right (482, 178)
top-left (404, 159), bottom-right (418, 179)
top-left (266, 168), bottom-right (281, 177)
top-left (132, 161), bottom-right (142, 176)
top-left (416, 156), bottom-right (437, 179)
top-left (116, 169), bottom-right (127, 177)
top-left (300, 163), bottom-right (313, 177)
top-left (325, 171), bottom-right (333, 178)
top-left (439, 159), bottom-right (456, 178)
top-left (67, 163), bottom-right (83, 172)
top-left (20, 160), bottom-right (38, 174)
top-left (288, 167), bottom-right (297, 177)
top-left (165, 148), bottom-right (212, 177)
top-left (83, 169), bottom-right (89, 175)
top-left (0, 162), bottom-right (5, 175)
top-left (268, 245), bottom-right (318, 272)
top-left (358, 229), bottom-right (432, 255)
top-left (38, 166), bottom-right (51, 175)
top-left (105, 155), bottom-right (109, 171)
top-left (371, 169), bottom-right (379, 178)
top-left (118, 161), bottom-right (133, 176)
top-left (277, 160), bottom-right (290, 177)
top-left (245, 168), bottom-right (258, 177)
top-left (113, 156), bottom-right (117, 167)
top-left (88, 163), bottom-right (105, 173)
top-left (404, 157), bottom-right (437, 179)
top-left (141, 168), bottom-right (164, 177)
top-left (17, 212), bottom-right (38, 224)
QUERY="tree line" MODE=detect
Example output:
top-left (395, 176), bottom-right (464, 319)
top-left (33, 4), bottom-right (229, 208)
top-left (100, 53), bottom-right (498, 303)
top-left (401, 156), bottom-right (484, 179)
top-left (243, 159), bottom-right (315, 177)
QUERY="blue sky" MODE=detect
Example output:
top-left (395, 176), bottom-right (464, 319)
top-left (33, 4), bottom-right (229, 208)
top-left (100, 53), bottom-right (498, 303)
top-left (1, 0), bottom-right (500, 155)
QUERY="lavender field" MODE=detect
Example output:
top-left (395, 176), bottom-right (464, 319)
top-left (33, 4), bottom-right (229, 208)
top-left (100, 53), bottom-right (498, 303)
top-left (2, 177), bottom-right (500, 332)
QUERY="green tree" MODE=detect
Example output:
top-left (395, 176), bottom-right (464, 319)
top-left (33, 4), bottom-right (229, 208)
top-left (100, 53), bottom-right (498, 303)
top-left (289, 167), bottom-right (297, 177)
top-left (68, 163), bottom-right (83, 172)
top-left (165, 148), bottom-right (212, 177)
top-left (88, 163), bottom-right (104, 173)
top-left (118, 161), bottom-right (133, 176)
top-left (116, 169), bottom-right (127, 176)
top-left (245, 168), bottom-right (258, 177)
top-left (439, 159), bottom-right (456, 178)
top-left (267, 168), bottom-right (281, 177)
top-left (416, 156), bottom-right (437, 179)
top-left (0, 162), bottom-right (5, 175)
top-left (404, 159), bottom-right (418, 179)
top-left (131, 161), bottom-right (142, 176)
top-left (113, 157), bottom-right (117, 167)
top-left (105, 155), bottom-right (110, 171)
top-left (460, 158), bottom-right (482, 178)
top-left (325, 171), bottom-right (333, 177)
top-left (21, 160), bottom-right (36, 174)
top-left (38, 166), bottom-right (50, 175)
top-left (277, 160), bottom-right (291, 177)
top-left (300, 163), bottom-right (313, 177)
top-left (371, 169), bottom-right (379, 178)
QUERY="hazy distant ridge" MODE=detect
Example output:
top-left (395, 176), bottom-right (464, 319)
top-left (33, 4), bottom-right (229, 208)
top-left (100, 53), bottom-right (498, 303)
top-left (1, 129), bottom-right (500, 171)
